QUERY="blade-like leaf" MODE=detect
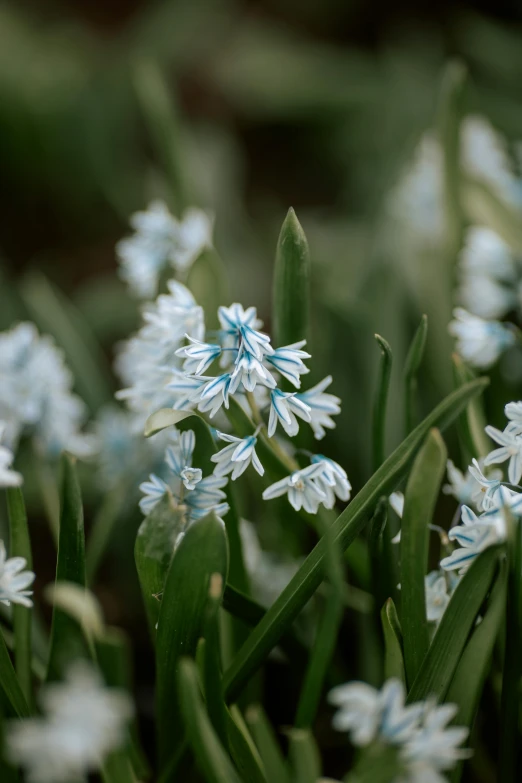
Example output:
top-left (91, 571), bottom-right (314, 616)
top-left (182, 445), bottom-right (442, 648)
top-left (144, 408), bottom-right (194, 438)
top-left (246, 705), bottom-right (289, 783)
top-left (6, 487), bottom-right (33, 706)
top-left (156, 512), bottom-right (228, 768)
top-left (227, 706), bottom-right (267, 783)
top-left (372, 334), bottom-right (393, 471)
top-left (287, 729), bottom-right (321, 783)
top-left (407, 546), bottom-right (500, 703)
top-left (46, 454), bottom-right (87, 681)
top-left (224, 379), bottom-right (488, 701)
top-left (381, 599), bottom-right (405, 684)
top-left (403, 314), bottom-right (428, 434)
top-left (178, 657), bottom-right (242, 783)
top-left (272, 208), bottom-right (310, 348)
top-left (401, 429), bottom-right (447, 686)
top-left (451, 355), bottom-right (489, 461)
top-left (0, 630), bottom-right (29, 717)
top-left (203, 575), bottom-right (228, 749)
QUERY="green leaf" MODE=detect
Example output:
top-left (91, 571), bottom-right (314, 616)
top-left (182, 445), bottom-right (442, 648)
top-left (227, 706), bottom-right (268, 783)
top-left (0, 629), bottom-right (30, 717)
top-left (134, 60), bottom-right (188, 212)
top-left (451, 354), bottom-right (490, 461)
top-left (156, 512), bottom-right (229, 768)
top-left (372, 334), bottom-right (392, 471)
top-left (144, 408), bottom-right (194, 438)
top-left (400, 429), bottom-right (447, 686)
top-left (202, 575), bottom-right (228, 749)
top-left (86, 485), bottom-right (126, 585)
top-left (447, 562), bottom-right (507, 783)
top-left (20, 271), bottom-right (112, 412)
top-left (178, 657), bottom-right (243, 783)
top-left (272, 208), bottom-right (310, 348)
top-left (46, 454), bottom-right (87, 681)
top-left (246, 704), bottom-right (289, 783)
top-left (381, 599), bottom-right (405, 684)
top-left (6, 487), bottom-right (33, 706)
top-left (369, 497), bottom-right (395, 615)
top-left (287, 729), bottom-right (321, 783)
top-left (407, 546), bottom-right (500, 703)
top-left (403, 314), bottom-right (428, 434)
top-left (134, 494), bottom-right (186, 637)
top-left (223, 378), bottom-right (488, 702)
top-left (44, 581), bottom-right (105, 641)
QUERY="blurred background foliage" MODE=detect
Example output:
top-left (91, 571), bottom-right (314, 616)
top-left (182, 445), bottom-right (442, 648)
top-left (2, 1), bottom-right (522, 775)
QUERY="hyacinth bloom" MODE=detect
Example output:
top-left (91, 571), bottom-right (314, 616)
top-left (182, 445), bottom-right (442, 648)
top-left (211, 430), bottom-right (264, 479)
top-left (468, 458), bottom-right (502, 511)
top-left (175, 336), bottom-right (222, 375)
top-left (265, 340), bottom-right (311, 387)
top-left (7, 663), bottom-right (133, 783)
top-left (448, 308), bottom-right (515, 369)
top-left (296, 375), bottom-right (341, 440)
top-left (268, 389), bottom-right (312, 437)
top-left (310, 455), bottom-right (351, 506)
top-left (442, 459), bottom-right (479, 507)
top-left (440, 504), bottom-right (506, 575)
top-left (484, 423), bottom-right (522, 484)
top-left (262, 463), bottom-right (327, 514)
top-left (505, 400), bottom-right (522, 427)
top-left (457, 226), bottom-right (516, 320)
top-left (0, 540), bottom-right (35, 608)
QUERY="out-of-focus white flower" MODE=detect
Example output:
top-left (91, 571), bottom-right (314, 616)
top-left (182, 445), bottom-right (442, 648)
top-left (240, 521), bottom-right (300, 607)
top-left (457, 227), bottom-right (517, 320)
top-left (389, 491), bottom-right (404, 518)
top-left (484, 423), bottom-right (522, 484)
top-left (138, 474), bottom-right (171, 516)
top-left (211, 430), bottom-right (264, 479)
top-left (505, 400), bottom-right (522, 428)
top-left (262, 463), bottom-right (326, 514)
top-left (462, 116), bottom-right (520, 206)
top-left (310, 455), bottom-right (351, 507)
top-left (117, 201), bottom-right (213, 298)
top-left (425, 571), bottom-right (450, 623)
top-left (0, 422), bottom-right (22, 487)
top-left (440, 504), bottom-right (505, 575)
top-left (403, 701), bottom-right (471, 778)
top-left (180, 467), bottom-right (202, 490)
top-left (448, 308), bottom-right (515, 369)
top-left (295, 376), bottom-right (341, 440)
top-left (268, 389), bottom-right (311, 438)
top-left (0, 540), bottom-right (34, 608)
top-left (0, 323), bottom-right (94, 458)
top-left (7, 662), bottom-right (133, 783)
top-left (442, 460), bottom-right (478, 507)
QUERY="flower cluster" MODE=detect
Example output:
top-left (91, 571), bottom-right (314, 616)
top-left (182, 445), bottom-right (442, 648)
top-left (116, 201), bottom-right (213, 298)
top-left (329, 678), bottom-right (470, 782)
top-left (0, 323), bottom-right (95, 458)
top-left (139, 429), bottom-right (229, 523)
top-left (262, 456), bottom-right (351, 514)
top-left (0, 540), bottom-right (34, 608)
top-left (7, 663), bottom-right (133, 783)
top-left (0, 421), bottom-right (22, 488)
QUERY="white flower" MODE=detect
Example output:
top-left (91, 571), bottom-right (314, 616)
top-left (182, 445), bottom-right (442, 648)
top-left (505, 400), bottom-right (522, 428)
top-left (402, 701), bottom-right (471, 776)
top-left (468, 459), bottom-right (502, 511)
top-left (211, 430), bottom-right (264, 479)
top-left (185, 475), bottom-right (229, 520)
top-left (7, 662), bottom-right (133, 783)
top-left (448, 308), bottom-right (515, 369)
top-left (0, 422), bottom-right (22, 487)
top-left (218, 303), bottom-right (273, 361)
top-left (457, 227), bottom-right (516, 319)
top-left (175, 335), bottom-right (222, 375)
top-left (310, 455), bottom-right (351, 507)
top-left (116, 201), bottom-right (212, 298)
top-left (295, 376), bottom-right (341, 440)
top-left (484, 423), bottom-right (522, 484)
top-left (442, 460), bottom-right (478, 507)
top-left (197, 374), bottom-right (233, 417)
top-left (268, 389), bottom-right (311, 438)
top-left (180, 467), bottom-right (202, 490)
top-left (462, 116), bottom-right (520, 205)
top-left (265, 340), bottom-right (311, 388)
top-left (229, 351), bottom-right (277, 394)
top-left (425, 571), bottom-right (450, 623)
top-left (0, 540), bottom-right (34, 608)
top-left (262, 463), bottom-right (326, 514)
top-left (440, 504), bottom-right (505, 575)
top-left (389, 491), bottom-right (404, 518)
top-left (165, 430), bottom-right (196, 477)
top-left (138, 474), bottom-right (170, 515)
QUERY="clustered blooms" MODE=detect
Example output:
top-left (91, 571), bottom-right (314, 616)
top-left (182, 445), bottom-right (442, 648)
top-left (262, 456), bottom-right (351, 514)
top-left (139, 429), bottom-right (229, 522)
top-left (0, 421), bottom-right (22, 488)
top-left (116, 201), bottom-right (213, 299)
top-left (0, 323), bottom-right (95, 458)
top-left (0, 539), bottom-right (34, 608)
top-left (329, 678), bottom-right (470, 782)
top-left (7, 663), bottom-right (133, 783)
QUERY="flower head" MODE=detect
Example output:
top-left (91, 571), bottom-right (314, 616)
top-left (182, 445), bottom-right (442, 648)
top-left (265, 340), bottom-right (311, 388)
top-left (440, 504), bottom-right (505, 574)
top-left (484, 423), bottom-right (522, 485)
top-left (448, 308), bottom-right (514, 369)
top-left (468, 458), bottom-right (502, 511)
top-left (262, 463), bottom-right (326, 514)
top-left (268, 389), bottom-right (311, 438)
top-left (425, 571), bottom-right (450, 623)
top-left (442, 459), bottom-right (479, 507)
top-left (310, 455), bottom-right (351, 507)
top-left (295, 375), bottom-right (341, 440)
top-left (0, 540), bottom-right (34, 608)
top-left (0, 422), bottom-right (22, 488)
top-left (211, 431), bottom-right (264, 479)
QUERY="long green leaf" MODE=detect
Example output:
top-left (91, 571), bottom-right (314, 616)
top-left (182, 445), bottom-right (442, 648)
top-left (272, 208), bottom-right (310, 348)
top-left (203, 575), bottom-right (228, 749)
top-left (287, 729), bottom-right (321, 783)
top-left (401, 429), bottom-right (447, 686)
top-left (6, 487), bottom-right (33, 706)
top-left (46, 455), bottom-right (87, 681)
top-left (447, 562), bottom-right (507, 783)
top-left (403, 314), bottom-right (428, 434)
top-left (178, 657), bottom-right (243, 783)
top-left (372, 334), bottom-right (392, 471)
top-left (0, 629), bottom-right (29, 717)
top-left (156, 512), bottom-right (229, 768)
top-left (407, 546), bottom-right (500, 703)
top-left (223, 379), bottom-right (488, 701)
top-left (246, 704), bottom-right (289, 783)
top-left (227, 706), bottom-right (267, 783)
top-left (381, 599), bottom-right (405, 683)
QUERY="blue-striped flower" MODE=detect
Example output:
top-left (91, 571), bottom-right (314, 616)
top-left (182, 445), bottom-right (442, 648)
top-left (440, 504), bottom-right (505, 575)
top-left (310, 455), bottom-right (351, 507)
top-left (449, 308), bottom-right (514, 369)
top-left (165, 430), bottom-right (196, 476)
top-left (185, 475), bottom-right (229, 520)
top-left (180, 467), bottom-right (202, 490)
top-left (218, 304), bottom-right (273, 360)
top-left (484, 423), bottom-right (522, 485)
top-left (175, 336), bottom-right (222, 375)
top-left (229, 352), bottom-right (277, 394)
top-left (0, 540), bottom-right (35, 608)
top-left (268, 389), bottom-right (311, 438)
top-left (211, 430), bottom-right (264, 479)
top-left (296, 375), bottom-right (341, 440)
top-left (262, 463), bottom-right (326, 514)
top-left (138, 474), bottom-right (170, 515)
top-left (198, 374), bottom-right (233, 417)
top-left (468, 458), bottom-right (502, 511)
top-left (265, 340), bottom-right (311, 387)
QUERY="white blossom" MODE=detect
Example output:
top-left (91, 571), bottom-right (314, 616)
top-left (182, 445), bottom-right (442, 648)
top-left (265, 340), bottom-right (311, 387)
top-left (310, 455), bottom-right (351, 507)
top-left (448, 308), bottom-right (515, 369)
top-left (268, 389), bottom-right (312, 438)
top-left (175, 335), bottom-right (222, 375)
top-left (295, 376), bottom-right (341, 440)
top-left (462, 116), bottom-right (520, 205)
top-left (0, 422), bottom-right (22, 487)
top-left (468, 459), bottom-right (502, 511)
top-left (211, 430), bottom-right (264, 479)
top-left (403, 701), bottom-right (471, 778)
top-left (116, 201), bottom-right (212, 298)
top-left (505, 400), bottom-right (522, 428)
top-left (440, 504), bottom-right (505, 575)
top-left (0, 540), bottom-right (34, 608)
top-left (7, 662), bottom-right (133, 783)
top-left (262, 463), bottom-right (327, 514)
top-left (138, 474), bottom-right (171, 516)
top-left (484, 423), bottom-right (522, 484)
top-left (180, 467), bottom-right (202, 490)
top-left (442, 460), bottom-right (478, 507)
top-left (425, 571), bottom-right (450, 623)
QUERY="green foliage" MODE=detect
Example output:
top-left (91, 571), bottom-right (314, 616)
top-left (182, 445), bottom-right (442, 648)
top-left (272, 208), bottom-right (311, 348)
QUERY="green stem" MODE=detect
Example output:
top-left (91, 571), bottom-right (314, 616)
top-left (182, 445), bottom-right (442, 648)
top-left (372, 335), bottom-right (392, 472)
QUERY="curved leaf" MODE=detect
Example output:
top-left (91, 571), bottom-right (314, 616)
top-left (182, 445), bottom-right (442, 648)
top-left (272, 207), bottom-right (310, 348)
